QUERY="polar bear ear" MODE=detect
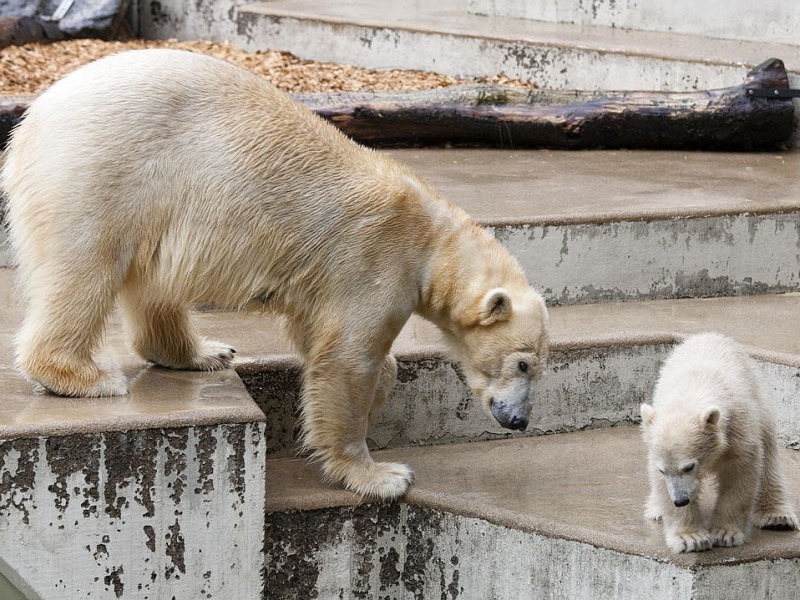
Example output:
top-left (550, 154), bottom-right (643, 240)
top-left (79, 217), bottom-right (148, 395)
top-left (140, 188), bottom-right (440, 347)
top-left (702, 406), bottom-right (721, 428)
top-left (640, 404), bottom-right (656, 428)
top-left (479, 288), bottom-right (512, 326)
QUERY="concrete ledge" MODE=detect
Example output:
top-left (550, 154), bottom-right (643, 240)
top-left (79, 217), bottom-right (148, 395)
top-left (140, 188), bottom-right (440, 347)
top-left (265, 428), bottom-right (800, 599)
top-left (227, 0), bottom-right (800, 91)
top-left (0, 422), bottom-right (266, 599)
top-left (467, 0), bottom-right (800, 48)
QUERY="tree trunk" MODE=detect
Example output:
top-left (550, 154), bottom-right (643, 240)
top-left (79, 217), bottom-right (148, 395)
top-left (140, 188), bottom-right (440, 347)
top-left (0, 58), bottom-right (794, 151)
top-left (298, 58), bottom-right (795, 150)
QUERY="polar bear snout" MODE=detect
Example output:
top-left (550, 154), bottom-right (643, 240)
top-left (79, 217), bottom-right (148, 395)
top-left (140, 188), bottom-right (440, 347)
top-left (490, 397), bottom-right (530, 431)
top-left (665, 474), bottom-right (697, 508)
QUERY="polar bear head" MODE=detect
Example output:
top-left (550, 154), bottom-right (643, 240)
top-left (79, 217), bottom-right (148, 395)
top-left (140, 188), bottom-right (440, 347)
top-left (640, 403), bottom-right (726, 507)
top-left (449, 286), bottom-right (549, 431)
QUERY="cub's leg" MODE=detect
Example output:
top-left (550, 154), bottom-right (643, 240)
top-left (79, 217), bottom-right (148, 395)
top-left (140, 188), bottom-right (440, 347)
top-left (644, 463), bottom-right (665, 522)
top-left (16, 261), bottom-right (128, 397)
top-left (647, 465), bottom-right (712, 552)
top-left (299, 340), bottom-right (412, 500)
top-left (119, 286), bottom-right (235, 371)
top-left (369, 354), bottom-right (397, 426)
top-left (710, 458), bottom-right (759, 547)
top-left (754, 431), bottom-right (799, 531)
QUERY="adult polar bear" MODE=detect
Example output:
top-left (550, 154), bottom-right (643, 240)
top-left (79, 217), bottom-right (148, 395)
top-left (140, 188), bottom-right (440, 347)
top-left (3, 49), bottom-right (549, 499)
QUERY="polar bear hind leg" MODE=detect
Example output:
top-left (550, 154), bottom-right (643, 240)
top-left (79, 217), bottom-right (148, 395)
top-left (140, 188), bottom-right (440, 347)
top-left (119, 284), bottom-right (235, 371)
top-left (16, 258), bottom-right (129, 397)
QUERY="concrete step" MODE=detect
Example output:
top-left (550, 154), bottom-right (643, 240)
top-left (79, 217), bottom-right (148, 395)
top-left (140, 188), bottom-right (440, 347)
top-left (389, 149), bottom-right (800, 306)
top-left (265, 427), bottom-right (800, 600)
top-left (138, 0), bottom-right (800, 92)
top-left (2, 261), bottom-right (799, 598)
top-left (2, 268), bottom-right (798, 460)
top-left (4, 149), bottom-right (800, 304)
top-left (467, 0), bottom-right (800, 47)
top-left (0, 273), bottom-right (267, 598)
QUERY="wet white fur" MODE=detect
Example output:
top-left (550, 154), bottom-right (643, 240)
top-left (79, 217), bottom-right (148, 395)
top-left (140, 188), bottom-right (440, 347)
top-left (641, 332), bottom-right (797, 553)
top-left (2, 49), bottom-right (549, 499)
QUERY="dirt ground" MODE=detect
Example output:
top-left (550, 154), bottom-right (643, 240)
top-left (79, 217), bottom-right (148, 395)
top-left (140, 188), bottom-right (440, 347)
top-left (0, 38), bottom-right (530, 95)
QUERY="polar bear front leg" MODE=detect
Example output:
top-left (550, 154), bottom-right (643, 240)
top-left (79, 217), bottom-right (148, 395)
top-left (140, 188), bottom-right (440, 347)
top-left (653, 475), bottom-right (712, 553)
top-left (299, 351), bottom-right (412, 500)
top-left (754, 429), bottom-right (800, 531)
top-left (662, 501), bottom-right (714, 553)
top-left (709, 460), bottom-right (757, 547)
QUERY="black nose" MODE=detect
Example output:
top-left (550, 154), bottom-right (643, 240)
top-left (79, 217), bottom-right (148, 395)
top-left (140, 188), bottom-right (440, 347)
top-left (673, 498), bottom-right (690, 507)
top-left (509, 416), bottom-right (528, 431)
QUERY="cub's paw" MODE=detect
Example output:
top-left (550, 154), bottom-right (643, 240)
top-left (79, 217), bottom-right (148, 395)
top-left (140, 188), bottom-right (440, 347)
top-left (665, 529), bottom-right (714, 553)
top-left (344, 461), bottom-right (414, 500)
top-left (756, 511), bottom-right (800, 531)
top-left (710, 528), bottom-right (746, 547)
top-left (187, 339), bottom-right (236, 371)
top-left (644, 502), bottom-right (663, 522)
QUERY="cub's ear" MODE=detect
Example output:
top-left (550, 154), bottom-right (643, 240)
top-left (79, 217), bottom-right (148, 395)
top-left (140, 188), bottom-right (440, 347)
top-left (701, 406), bottom-right (721, 428)
top-left (640, 403), bottom-right (656, 429)
top-left (479, 288), bottom-right (512, 326)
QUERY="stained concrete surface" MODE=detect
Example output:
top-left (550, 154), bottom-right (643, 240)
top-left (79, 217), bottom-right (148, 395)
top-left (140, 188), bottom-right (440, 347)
top-left (387, 149), bottom-right (800, 226)
top-left (237, 0), bottom-right (800, 74)
top-left (266, 426), bottom-right (800, 567)
top-left (1, 267), bottom-right (799, 440)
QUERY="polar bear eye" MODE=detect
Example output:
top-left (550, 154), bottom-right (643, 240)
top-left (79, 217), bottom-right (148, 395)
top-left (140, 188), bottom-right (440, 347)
top-left (518, 361), bottom-right (529, 373)
top-left (682, 463), bottom-right (695, 473)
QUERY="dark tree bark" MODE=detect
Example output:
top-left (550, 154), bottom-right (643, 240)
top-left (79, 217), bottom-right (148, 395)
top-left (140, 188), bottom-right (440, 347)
top-left (299, 58), bottom-right (796, 151)
top-left (0, 58), bottom-right (794, 151)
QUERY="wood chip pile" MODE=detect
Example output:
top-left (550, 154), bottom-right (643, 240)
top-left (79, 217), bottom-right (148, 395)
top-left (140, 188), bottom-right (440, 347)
top-left (0, 38), bottom-right (531, 95)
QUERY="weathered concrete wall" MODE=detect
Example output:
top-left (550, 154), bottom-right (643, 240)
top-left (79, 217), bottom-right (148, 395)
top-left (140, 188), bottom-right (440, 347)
top-left (245, 345), bottom-right (800, 459)
top-left (137, 0), bottom-right (240, 41)
top-left (233, 9), bottom-right (746, 92)
top-left (0, 423), bottom-right (265, 599)
top-left (245, 343), bottom-right (670, 457)
top-left (467, 0), bottom-right (800, 47)
top-left (492, 213), bottom-right (800, 306)
top-left (266, 504), bottom-right (699, 600)
top-left (760, 360), bottom-right (800, 450)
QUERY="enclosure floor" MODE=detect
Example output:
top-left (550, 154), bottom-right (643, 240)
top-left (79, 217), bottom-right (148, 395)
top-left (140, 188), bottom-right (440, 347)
top-left (1, 265), bottom-right (798, 438)
top-left (386, 149), bottom-right (800, 226)
top-left (242, 0), bottom-right (800, 68)
top-left (266, 426), bottom-right (800, 567)
top-left (1, 149), bottom-right (799, 437)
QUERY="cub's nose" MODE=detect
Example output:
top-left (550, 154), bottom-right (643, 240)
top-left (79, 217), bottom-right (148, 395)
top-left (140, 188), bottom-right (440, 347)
top-left (509, 416), bottom-right (528, 431)
top-left (673, 497), bottom-right (690, 508)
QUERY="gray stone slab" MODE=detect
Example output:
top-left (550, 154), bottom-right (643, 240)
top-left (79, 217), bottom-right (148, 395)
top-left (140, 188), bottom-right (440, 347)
top-left (226, 0), bottom-right (800, 90)
top-left (265, 428), bottom-right (800, 599)
top-left (0, 422), bottom-right (266, 599)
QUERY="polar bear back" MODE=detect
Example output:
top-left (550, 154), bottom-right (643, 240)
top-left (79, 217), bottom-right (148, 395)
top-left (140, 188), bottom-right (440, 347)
top-left (3, 49), bottom-right (456, 310)
top-left (652, 333), bottom-right (767, 420)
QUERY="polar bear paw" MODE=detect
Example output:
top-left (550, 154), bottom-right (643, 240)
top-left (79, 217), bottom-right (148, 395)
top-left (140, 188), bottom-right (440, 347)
top-left (665, 529), bottom-right (714, 553)
top-left (711, 527), bottom-right (746, 548)
top-left (185, 339), bottom-right (236, 371)
top-left (344, 461), bottom-right (414, 500)
top-left (755, 511), bottom-right (800, 531)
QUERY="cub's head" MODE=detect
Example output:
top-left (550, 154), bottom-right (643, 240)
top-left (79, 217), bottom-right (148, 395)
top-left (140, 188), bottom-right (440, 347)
top-left (452, 286), bottom-right (549, 431)
top-left (640, 403), bottom-right (726, 507)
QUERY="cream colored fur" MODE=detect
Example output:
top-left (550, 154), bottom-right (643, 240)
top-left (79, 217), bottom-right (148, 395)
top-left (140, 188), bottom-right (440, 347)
top-left (2, 49), bottom-right (549, 499)
top-left (640, 333), bottom-right (798, 553)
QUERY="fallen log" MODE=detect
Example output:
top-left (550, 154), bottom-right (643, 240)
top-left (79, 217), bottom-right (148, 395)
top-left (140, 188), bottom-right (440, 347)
top-left (300, 58), bottom-right (795, 150)
top-left (0, 58), bottom-right (794, 150)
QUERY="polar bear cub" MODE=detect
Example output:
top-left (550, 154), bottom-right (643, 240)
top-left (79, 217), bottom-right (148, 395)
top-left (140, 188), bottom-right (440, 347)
top-left (640, 333), bottom-right (798, 553)
top-left (2, 49), bottom-right (549, 500)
